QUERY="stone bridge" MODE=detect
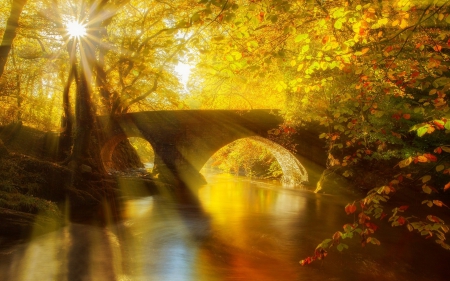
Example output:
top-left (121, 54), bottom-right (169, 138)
top-left (97, 110), bottom-right (327, 187)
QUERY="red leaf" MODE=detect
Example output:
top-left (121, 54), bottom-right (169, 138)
top-left (345, 203), bottom-right (357, 215)
top-left (433, 120), bottom-right (445, 130)
top-left (332, 231), bottom-right (341, 242)
top-left (397, 216), bottom-right (406, 225)
top-left (358, 212), bottom-right (370, 224)
top-left (435, 147), bottom-right (443, 154)
top-left (428, 215), bottom-right (441, 223)
top-left (424, 153), bottom-right (437, 162)
top-left (392, 113), bottom-right (401, 120)
top-left (380, 212), bottom-right (387, 220)
top-left (403, 114), bottom-right (411, 120)
top-left (398, 205), bottom-right (409, 211)
top-left (365, 222), bottom-right (378, 232)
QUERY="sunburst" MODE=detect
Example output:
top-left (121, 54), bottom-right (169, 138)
top-left (66, 21), bottom-right (87, 38)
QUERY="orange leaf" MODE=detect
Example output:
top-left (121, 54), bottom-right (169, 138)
top-left (403, 113), bottom-right (411, 120)
top-left (427, 215), bottom-right (441, 223)
top-left (433, 200), bottom-right (447, 207)
top-left (433, 45), bottom-right (442, 52)
top-left (445, 182), bottom-right (450, 191)
top-left (417, 156), bottom-right (428, 163)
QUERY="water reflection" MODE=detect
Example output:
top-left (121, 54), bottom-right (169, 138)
top-left (1, 173), bottom-right (450, 281)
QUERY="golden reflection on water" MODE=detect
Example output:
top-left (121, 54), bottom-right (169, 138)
top-left (3, 173), bottom-right (450, 281)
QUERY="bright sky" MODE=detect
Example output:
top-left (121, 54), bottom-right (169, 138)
top-left (175, 61), bottom-right (193, 92)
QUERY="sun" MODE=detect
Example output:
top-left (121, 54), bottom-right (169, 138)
top-left (66, 21), bottom-right (87, 38)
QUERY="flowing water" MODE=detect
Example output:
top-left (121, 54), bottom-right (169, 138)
top-left (1, 172), bottom-right (449, 281)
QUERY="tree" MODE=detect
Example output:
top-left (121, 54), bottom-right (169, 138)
top-left (187, 0), bottom-right (450, 261)
top-left (0, 0), bottom-right (28, 79)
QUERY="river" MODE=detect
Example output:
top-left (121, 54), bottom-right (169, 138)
top-left (0, 172), bottom-right (449, 281)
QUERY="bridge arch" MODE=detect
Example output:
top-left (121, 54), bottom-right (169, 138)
top-left (100, 134), bottom-right (155, 172)
top-left (96, 110), bottom-right (327, 187)
top-left (201, 136), bottom-right (308, 186)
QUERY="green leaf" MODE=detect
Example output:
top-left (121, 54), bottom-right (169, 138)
top-left (334, 18), bottom-right (345, 30)
top-left (295, 34), bottom-right (309, 43)
top-left (445, 121), bottom-right (450, 130)
top-left (318, 238), bottom-right (332, 249)
top-left (301, 45), bottom-right (310, 54)
top-left (231, 51), bottom-right (242, 60)
top-left (337, 243), bottom-right (348, 252)
top-left (446, 15), bottom-right (450, 24)
top-left (332, 7), bottom-right (345, 19)
top-left (433, 77), bottom-right (450, 88)
top-left (417, 126), bottom-right (428, 137)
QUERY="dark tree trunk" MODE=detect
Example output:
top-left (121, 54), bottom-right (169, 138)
top-left (72, 64), bottom-right (94, 167)
top-left (0, 0), bottom-right (27, 79)
top-left (58, 41), bottom-right (77, 160)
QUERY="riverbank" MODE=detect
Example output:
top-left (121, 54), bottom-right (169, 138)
top-left (0, 145), bottom-right (167, 239)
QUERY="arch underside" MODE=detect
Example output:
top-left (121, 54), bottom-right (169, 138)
top-left (101, 134), bottom-right (153, 172)
top-left (248, 136), bottom-right (308, 186)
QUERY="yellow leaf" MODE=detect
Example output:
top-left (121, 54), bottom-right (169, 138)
top-left (407, 224), bottom-right (413, 232)
top-left (436, 165), bottom-right (445, 172)
top-left (397, 157), bottom-right (412, 168)
top-left (423, 185), bottom-right (432, 194)
top-left (378, 18), bottom-right (388, 25)
top-left (361, 47), bottom-right (369, 55)
top-left (392, 19), bottom-right (399, 26)
top-left (441, 146), bottom-right (450, 153)
top-left (421, 175), bottom-right (432, 183)
top-left (400, 19), bottom-right (408, 29)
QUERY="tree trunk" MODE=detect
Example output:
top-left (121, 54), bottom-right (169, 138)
top-left (72, 63), bottom-right (94, 168)
top-left (70, 0), bottom-right (110, 174)
top-left (58, 41), bottom-right (77, 160)
top-left (0, 0), bottom-right (27, 79)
